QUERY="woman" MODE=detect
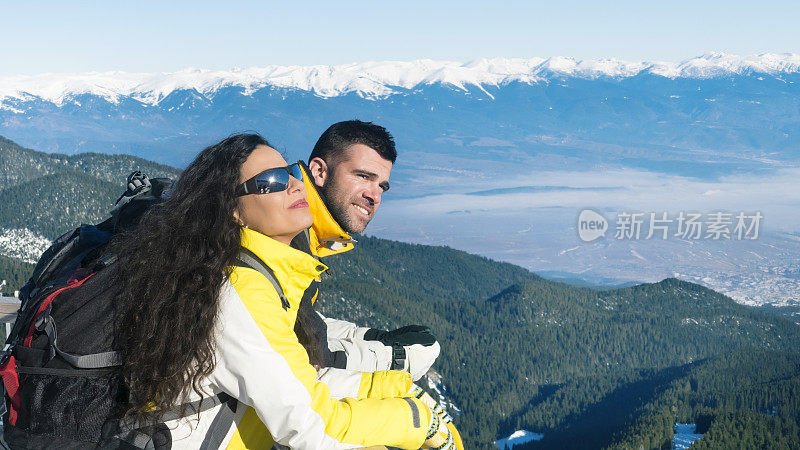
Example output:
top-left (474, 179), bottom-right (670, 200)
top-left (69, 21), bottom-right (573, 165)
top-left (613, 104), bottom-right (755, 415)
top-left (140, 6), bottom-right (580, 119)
top-left (111, 134), bottom-right (455, 448)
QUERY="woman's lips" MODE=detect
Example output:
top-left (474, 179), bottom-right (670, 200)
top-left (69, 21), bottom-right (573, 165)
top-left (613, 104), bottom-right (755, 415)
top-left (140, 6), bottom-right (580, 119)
top-left (290, 199), bottom-right (309, 209)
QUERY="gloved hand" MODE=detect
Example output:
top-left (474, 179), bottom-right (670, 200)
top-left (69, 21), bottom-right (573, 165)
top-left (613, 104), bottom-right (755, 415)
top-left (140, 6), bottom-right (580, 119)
top-left (364, 325), bottom-right (437, 347)
top-left (423, 410), bottom-right (455, 450)
top-left (409, 384), bottom-right (452, 424)
top-left (409, 385), bottom-right (464, 450)
top-left (365, 325), bottom-right (440, 381)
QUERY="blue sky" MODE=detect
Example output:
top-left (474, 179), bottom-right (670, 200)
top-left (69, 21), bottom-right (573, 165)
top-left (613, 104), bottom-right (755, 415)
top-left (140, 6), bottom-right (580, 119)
top-left (1, 0), bottom-right (798, 76)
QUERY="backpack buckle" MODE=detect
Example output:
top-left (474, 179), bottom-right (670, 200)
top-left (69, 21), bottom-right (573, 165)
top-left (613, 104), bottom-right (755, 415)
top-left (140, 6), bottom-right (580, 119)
top-left (34, 309), bottom-right (51, 332)
top-left (33, 306), bottom-right (58, 360)
top-left (0, 348), bottom-right (10, 367)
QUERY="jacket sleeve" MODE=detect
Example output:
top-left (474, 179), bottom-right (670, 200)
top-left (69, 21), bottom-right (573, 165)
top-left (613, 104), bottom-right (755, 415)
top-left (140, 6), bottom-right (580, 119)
top-left (319, 312), bottom-right (371, 340)
top-left (212, 275), bottom-right (430, 449)
top-left (317, 367), bottom-right (416, 400)
top-left (326, 337), bottom-right (394, 372)
top-left (320, 312), bottom-right (397, 373)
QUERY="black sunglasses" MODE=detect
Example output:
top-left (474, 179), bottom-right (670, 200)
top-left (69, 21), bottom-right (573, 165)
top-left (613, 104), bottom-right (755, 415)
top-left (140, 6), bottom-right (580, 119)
top-left (236, 163), bottom-right (304, 197)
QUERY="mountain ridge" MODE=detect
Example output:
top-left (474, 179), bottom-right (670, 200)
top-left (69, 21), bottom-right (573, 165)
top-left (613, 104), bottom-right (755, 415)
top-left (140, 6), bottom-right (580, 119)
top-left (317, 236), bottom-right (800, 447)
top-left (0, 136), bottom-right (181, 241)
top-left (2, 53), bottom-right (799, 106)
top-left (2, 139), bottom-right (800, 448)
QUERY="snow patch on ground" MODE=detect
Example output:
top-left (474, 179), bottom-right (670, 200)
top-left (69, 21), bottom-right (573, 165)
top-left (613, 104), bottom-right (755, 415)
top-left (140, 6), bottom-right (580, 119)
top-left (0, 228), bottom-right (50, 264)
top-left (496, 430), bottom-right (545, 449)
top-left (672, 423), bottom-right (702, 449)
top-left (426, 369), bottom-right (461, 418)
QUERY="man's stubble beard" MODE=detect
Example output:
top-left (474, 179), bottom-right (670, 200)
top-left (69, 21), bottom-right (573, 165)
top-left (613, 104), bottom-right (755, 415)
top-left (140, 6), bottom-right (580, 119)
top-left (320, 175), bottom-right (366, 235)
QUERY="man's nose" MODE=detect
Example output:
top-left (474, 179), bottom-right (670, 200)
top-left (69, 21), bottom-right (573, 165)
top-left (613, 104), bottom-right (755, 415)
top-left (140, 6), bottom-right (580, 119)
top-left (364, 184), bottom-right (382, 205)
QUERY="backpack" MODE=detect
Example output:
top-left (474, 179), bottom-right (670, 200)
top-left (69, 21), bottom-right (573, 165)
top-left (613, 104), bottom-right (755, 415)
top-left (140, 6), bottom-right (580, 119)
top-left (0, 172), bottom-right (174, 449)
top-left (0, 172), bottom-right (295, 449)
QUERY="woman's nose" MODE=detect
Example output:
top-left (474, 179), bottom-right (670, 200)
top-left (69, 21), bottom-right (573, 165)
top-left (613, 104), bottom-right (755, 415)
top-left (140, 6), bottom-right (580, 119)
top-left (288, 175), bottom-right (304, 193)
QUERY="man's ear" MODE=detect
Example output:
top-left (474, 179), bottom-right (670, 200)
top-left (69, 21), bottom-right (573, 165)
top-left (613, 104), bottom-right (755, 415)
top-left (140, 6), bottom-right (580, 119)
top-left (308, 157), bottom-right (329, 187)
top-left (232, 209), bottom-right (243, 226)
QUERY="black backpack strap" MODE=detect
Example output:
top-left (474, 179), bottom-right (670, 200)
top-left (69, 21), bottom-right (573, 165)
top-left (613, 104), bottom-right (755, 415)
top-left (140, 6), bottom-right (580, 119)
top-left (104, 392), bottom-right (233, 449)
top-left (104, 397), bottom-right (235, 450)
top-left (234, 248), bottom-right (290, 310)
top-left (199, 393), bottom-right (238, 450)
top-left (100, 419), bottom-right (171, 450)
top-left (36, 310), bottom-right (122, 368)
top-left (106, 428), bottom-right (157, 450)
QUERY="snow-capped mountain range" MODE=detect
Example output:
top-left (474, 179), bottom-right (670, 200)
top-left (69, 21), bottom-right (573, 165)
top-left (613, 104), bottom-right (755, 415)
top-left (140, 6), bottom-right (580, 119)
top-left (2, 53), bottom-right (799, 308)
top-left (2, 53), bottom-right (799, 106)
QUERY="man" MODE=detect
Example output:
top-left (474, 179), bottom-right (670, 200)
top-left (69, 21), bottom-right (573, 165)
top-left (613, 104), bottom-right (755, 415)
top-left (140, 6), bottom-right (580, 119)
top-left (291, 120), bottom-right (440, 381)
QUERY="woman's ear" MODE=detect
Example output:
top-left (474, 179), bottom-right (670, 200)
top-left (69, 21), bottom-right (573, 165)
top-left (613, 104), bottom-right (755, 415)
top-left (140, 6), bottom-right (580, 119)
top-left (233, 209), bottom-right (244, 227)
top-left (307, 157), bottom-right (328, 188)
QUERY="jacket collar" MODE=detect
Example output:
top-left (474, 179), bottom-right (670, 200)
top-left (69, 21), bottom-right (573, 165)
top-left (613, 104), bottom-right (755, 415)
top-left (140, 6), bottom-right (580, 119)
top-left (297, 161), bottom-right (356, 257)
top-left (240, 228), bottom-right (327, 287)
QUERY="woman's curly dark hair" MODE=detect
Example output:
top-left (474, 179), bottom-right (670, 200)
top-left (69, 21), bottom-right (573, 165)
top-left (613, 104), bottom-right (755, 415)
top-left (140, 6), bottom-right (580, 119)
top-left (111, 133), bottom-right (303, 421)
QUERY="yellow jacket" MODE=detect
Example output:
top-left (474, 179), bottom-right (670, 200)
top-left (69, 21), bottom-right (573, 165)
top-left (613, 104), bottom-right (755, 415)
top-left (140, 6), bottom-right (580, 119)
top-left (292, 161), bottom-right (440, 380)
top-left (295, 160), bottom-right (356, 259)
top-left (290, 162), bottom-right (411, 376)
top-left (165, 228), bottom-right (430, 449)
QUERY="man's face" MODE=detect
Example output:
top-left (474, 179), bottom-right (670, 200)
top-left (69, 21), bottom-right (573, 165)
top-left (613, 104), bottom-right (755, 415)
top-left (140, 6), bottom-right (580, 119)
top-left (310, 144), bottom-right (392, 234)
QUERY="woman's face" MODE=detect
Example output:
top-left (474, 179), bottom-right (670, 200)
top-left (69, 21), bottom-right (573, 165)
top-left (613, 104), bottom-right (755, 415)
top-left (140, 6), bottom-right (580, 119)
top-left (234, 145), bottom-right (313, 245)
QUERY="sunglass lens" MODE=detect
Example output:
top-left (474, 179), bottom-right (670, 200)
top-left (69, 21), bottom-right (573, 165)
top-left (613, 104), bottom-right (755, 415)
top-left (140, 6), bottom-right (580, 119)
top-left (255, 170), bottom-right (289, 194)
top-left (291, 164), bottom-right (303, 181)
top-left (250, 164), bottom-right (302, 194)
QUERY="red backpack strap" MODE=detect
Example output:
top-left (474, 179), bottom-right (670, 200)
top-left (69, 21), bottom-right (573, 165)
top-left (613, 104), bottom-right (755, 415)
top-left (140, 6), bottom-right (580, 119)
top-left (23, 273), bottom-right (95, 347)
top-left (0, 355), bottom-right (20, 426)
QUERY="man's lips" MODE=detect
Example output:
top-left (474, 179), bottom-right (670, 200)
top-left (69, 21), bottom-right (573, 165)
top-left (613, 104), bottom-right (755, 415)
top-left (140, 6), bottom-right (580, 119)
top-left (290, 199), bottom-right (309, 209)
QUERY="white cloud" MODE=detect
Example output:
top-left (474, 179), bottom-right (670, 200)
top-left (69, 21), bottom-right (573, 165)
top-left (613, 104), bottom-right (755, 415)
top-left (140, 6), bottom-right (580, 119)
top-left (383, 166), bottom-right (800, 228)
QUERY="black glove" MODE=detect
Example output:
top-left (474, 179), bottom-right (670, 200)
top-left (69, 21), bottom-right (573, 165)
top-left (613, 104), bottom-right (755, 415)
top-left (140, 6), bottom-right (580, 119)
top-left (363, 325), bottom-right (437, 347)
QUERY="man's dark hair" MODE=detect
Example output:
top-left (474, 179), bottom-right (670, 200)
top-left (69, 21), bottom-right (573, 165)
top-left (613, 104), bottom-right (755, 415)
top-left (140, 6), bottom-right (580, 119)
top-left (309, 120), bottom-right (397, 165)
